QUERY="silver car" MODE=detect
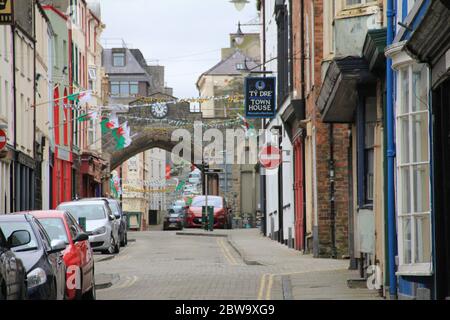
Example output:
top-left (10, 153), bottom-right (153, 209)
top-left (57, 200), bottom-right (120, 254)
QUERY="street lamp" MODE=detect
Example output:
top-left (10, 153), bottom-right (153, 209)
top-left (230, 0), bottom-right (249, 11)
top-left (234, 21), bottom-right (245, 45)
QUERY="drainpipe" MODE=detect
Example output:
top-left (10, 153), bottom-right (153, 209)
top-left (12, 23), bottom-right (17, 213)
top-left (386, 0), bottom-right (398, 300)
top-left (261, 0), bottom-right (267, 236)
top-left (300, 0), bottom-right (307, 253)
top-left (329, 124), bottom-right (337, 259)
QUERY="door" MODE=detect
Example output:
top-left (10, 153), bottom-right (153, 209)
top-left (433, 78), bottom-right (450, 299)
top-left (293, 138), bottom-right (305, 251)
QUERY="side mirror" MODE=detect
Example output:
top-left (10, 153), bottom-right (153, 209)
top-left (49, 239), bottom-right (66, 254)
top-left (109, 215), bottom-right (115, 221)
top-left (7, 230), bottom-right (31, 249)
top-left (73, 232), bottom-right (89, 243)
top-left (114, 214), bottom-right (121, 220)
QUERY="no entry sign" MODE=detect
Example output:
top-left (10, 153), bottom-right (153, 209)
top-left (245, 77), bottom-right (276, 118)
top-left (0, 129), bottom-right (6, 151)
top-left (259, 145), bottom-right (281, 170)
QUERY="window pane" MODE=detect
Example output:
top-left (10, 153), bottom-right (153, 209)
top-left (120, 82), bottom-right (130, 97)
top-left (412, 64), bottom-right (428, 112)
top-left (400, 167), bottom-right (411, 214)
top-left (412, 112), bottom-right (429, 163)
top-left (402, 217), bottom-right (412, 264)
top-left (113, 53), bottom-right (125, 67)
top-left (365, 149), bottom-right (374, 202)
top-left (401, 68), bottom-right (409, 114)
top-left (412, 164), bottom-right (430, 213)
top-left (110, 82), bottom-right (119, 96)
top-left (399, 116), bottom-right (410, 164)
top-left (130, 82), bottom-right (139, 95)
top-left (414, 215), bottom-right (431, 263)
top-left (346, 0), bottom-right (362, 6)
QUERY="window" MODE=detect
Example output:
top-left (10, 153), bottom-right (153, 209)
top-left (110, 81), bottom-right (139, 97)
top-left (236, 63), bottom-right (245, 70)
top-left (113, 52), bottom-right (125, 67)
top-left (345, 0), bottom-right (376, 7)
top-left (128, 157), bottom-right (138, 172)
top-left (364, 98), bottom-right (376, 204)
top-left (87, 119), bottom-right (95, 147)
top-left (396, 63), bottom-right (432, 273)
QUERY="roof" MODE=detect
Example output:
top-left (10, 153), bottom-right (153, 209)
top-left (103, 48), bottom-right (153, 84)
top-left (27, 211), bottom-right (67, 218)
top-left (196, 50), bottom-right (260, 87)
top-left (0, 214), bottom-right (30, 222)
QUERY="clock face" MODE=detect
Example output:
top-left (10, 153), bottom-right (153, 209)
top-left (151, 103), bottom-right (168, 119)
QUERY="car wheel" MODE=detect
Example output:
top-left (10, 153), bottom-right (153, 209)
top-left (0, 279), bottom-right (6, 300)
top-left (114, 236), bottom-right (120, 254)
top-left (106, 234), bottom-right (115, 255)
top-left (82, 270), bottom-right (96, 300)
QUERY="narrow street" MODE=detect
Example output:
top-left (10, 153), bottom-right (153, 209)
top-left (94, 229), bottom-right (380, 300)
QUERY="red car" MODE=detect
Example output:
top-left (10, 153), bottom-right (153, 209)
top-left (29, 211), bottom-right (96, 300)
top-left (186, 196), bottom-right (232, 229)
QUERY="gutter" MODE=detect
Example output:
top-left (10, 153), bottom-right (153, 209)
top-left (386, 0), bottom-right (398, 300)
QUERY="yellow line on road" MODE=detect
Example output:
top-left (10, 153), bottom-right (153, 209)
top-left (221, 239), bottom-right (239, 265)
top-left (257, 274), bottom-right (267, 300)
top-left (265, 274), bottom-right (274, 300)
top-left (217, 238), bottom-right (237, 265)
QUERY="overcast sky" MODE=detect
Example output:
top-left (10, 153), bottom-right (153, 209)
top-left (98, 0), bottom-right (259, 98)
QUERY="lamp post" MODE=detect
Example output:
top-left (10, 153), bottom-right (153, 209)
top-left (230, 0), bottom-right (249, 11)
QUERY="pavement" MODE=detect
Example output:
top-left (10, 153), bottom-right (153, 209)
top-left (93, 228), bottom-right (382, 300)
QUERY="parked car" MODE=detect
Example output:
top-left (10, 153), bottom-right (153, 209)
top-left (57, 200), bottom-right (120, 255)
top-left (163, 210), bottom-right (184, 231)
top-left (30, 211), bottom-right (96, 300)
top-left (0, 214), bottom-right (66, 300)
top-left (81, 198), bottom-right (128, 247)
top-left (0, 227), bottom-right (28, 300)
top-left (186, 196), bottom-right (232, 229)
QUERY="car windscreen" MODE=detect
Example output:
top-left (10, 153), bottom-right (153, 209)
top-left (108, 201), bottom-right (120, 217)
top-left (38, 218), bottom-right (69, 244)
top-left (0, 221), bottom-right (39, 252)
top-left (191, 196), bottom-right (223, 208)
top-left (58, 204), bottom-right (107, 221)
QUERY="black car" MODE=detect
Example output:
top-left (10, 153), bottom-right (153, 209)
top-left (0, 227), bottom-right (28, 300)
top-left (80, 198), bottom-right (128, 247)
top-left (0, 214), bottom-right (67, 300)
top-left (163, 210), bottom-right (184, 231)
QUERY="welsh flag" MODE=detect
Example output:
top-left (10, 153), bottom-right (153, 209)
top-left (67, 91), bottom-right (92, 105)
top-left (112, 122), bottom-right (132, 150)
top-left (78, 111), bottom-right (98, 122)
top-left (101, 113), bottom-right (119, 134)
top-left (238, 113), bottom-right (256, 137)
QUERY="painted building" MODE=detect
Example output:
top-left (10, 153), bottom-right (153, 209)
top-left (12, 0), bottom-right (37, 212)
top-left (35, 2), bottom-right (54, 210)
top-left (0, 12), bottom-right (14, 214)
top-left (385, 0), bottom-right (450, 300)
top-left (43, 3), bottom-right (74, 208)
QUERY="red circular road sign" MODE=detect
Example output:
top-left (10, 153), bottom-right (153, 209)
top-left (0, 129), bottom-right (6, 151)
top-left (259, 145), bottom-right (281, 170)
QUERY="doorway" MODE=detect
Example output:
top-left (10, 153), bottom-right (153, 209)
top-left (294, 138), bottom-right (305, 251)
top-left (433, 78), bottom-right (450, 299)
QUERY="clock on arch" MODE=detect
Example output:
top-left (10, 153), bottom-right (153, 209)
top-left (150, 103), bottom-right (169, 119)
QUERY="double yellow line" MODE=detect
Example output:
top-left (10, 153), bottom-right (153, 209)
top-left (257, 273), bottom-right (274, 300)
top-left (217, 238), bottom-right (238, 265)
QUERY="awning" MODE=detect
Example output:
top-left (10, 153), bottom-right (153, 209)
top-left (280, 99), bottom-right (305, 142)
top-left (363, 28), bottom-right (387, 75)
top-left (316, 57), bottom-right (375, 123)
top-left (405, 0), bottom-right (450, 66)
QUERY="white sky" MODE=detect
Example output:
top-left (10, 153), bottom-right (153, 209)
top-left (98, 0), bottom-right (259, 98)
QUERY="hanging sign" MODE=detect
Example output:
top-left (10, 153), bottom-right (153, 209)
top-left (0, 129), bottom-right (6, 151)
top-left (245, 77), bottom-right (276, 118)
top-left (0, 0), bottom-right (13, 25)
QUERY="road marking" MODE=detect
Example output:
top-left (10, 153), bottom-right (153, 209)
top-left (265, 274), bottom-right (274, 300)
top-left (220, 239), bottom-right (239, 265)
top-left (217, 238), bottom-right (238, 265)
top-left (257, 274), bottom-right (267, 300)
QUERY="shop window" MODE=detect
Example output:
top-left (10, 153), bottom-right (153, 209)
top-left (396, 63), bottom-right (432, 274)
